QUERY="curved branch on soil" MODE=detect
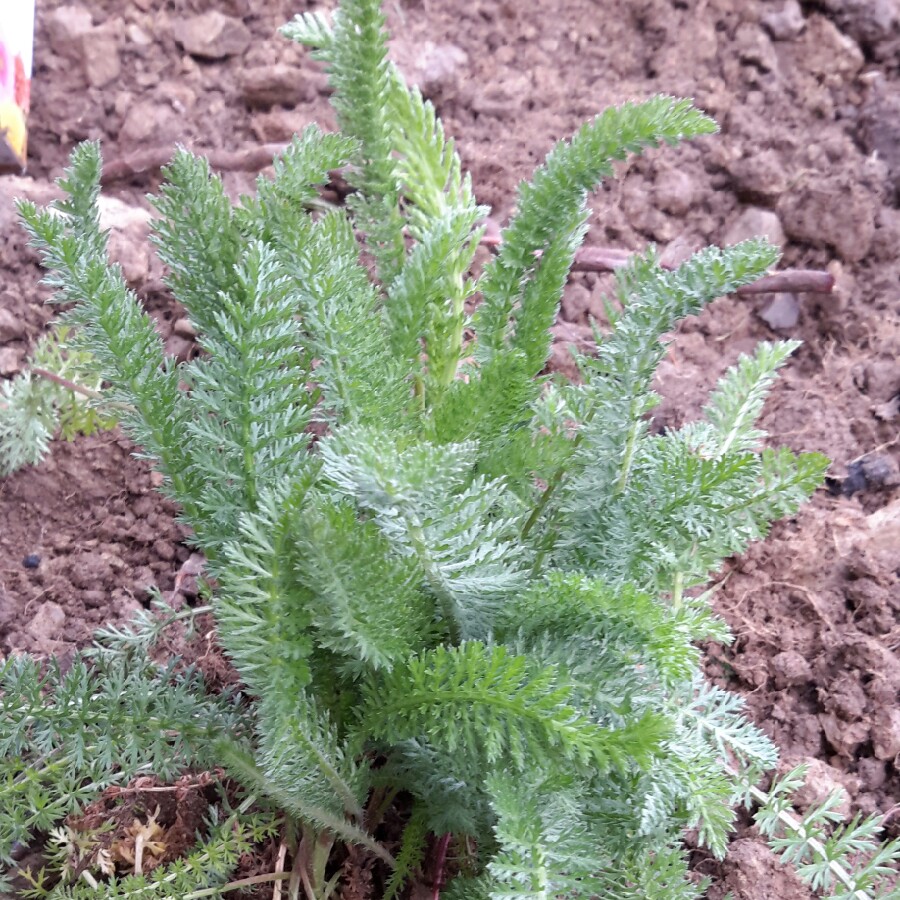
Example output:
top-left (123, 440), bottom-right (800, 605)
top-left (100, 143), bottom-right (290, 183)
top-left (99, 149), bottom-right (833, 297)
top-left (555, 246), bottom-right (834, 295)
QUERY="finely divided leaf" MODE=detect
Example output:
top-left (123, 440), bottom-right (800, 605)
top-left (355, 643), bottom-right (667, 773)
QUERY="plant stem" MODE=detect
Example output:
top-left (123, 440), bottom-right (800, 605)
top-left (439, 272), bottom-right (467, 388)
top-left (406, 520), bottom-right (461, 643)
top-left (747, 784), bottom-right (871, 900)
top-left (521, 385), bottom-right (611, 549)
top-left (520, 466), bottom-right (567, 541)
top-left (296, 828), bottom-right (317, 900)
top-left (615, 419), bottom-right (639, 494)
top-left (365, 785), bottom-right (400, 831)
top-left (311, 831), bottom-right (336, 897)
top-left (274, 842), bottom-right (288, 900)
top-left (431, 833), bottom-right (452, 900)
top-left (414, 372), bottom-right (426, 415)
top-left (671, 571), bottom-right (684, 611)
top-left (185, 872), bottom-right (292, 899)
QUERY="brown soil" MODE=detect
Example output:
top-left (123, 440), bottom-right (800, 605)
top-left (1, 0), bottom-right (899, 897)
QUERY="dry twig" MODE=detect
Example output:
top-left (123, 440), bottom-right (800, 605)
top-left (101, 143), bottom-right (290, 184)
top-left (100, 147), bottom-right (833, 297)
top-left (273, 842), bottom-right (288, 900)
top-left (30, 366), bottom-right (101, 399)
top-left (520, 243), bottom-right (833, 294)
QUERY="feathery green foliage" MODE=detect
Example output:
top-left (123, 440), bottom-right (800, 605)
top-left (5, 0), bottom-right (892, 897)
top-left (0, 646), bottom-right (247, 861)
top-left (0, 325), bottom-right (115, 475)
top-left (750, 767), bottom-right (900, 899)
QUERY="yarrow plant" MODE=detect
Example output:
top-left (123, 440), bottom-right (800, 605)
top-left (3, 1), bottom-right (899, 897)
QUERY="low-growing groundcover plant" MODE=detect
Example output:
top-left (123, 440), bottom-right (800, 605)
top-left (0, 324), bottom-right (116, 476)
top-left (3, 1), bottom-right (900, 897)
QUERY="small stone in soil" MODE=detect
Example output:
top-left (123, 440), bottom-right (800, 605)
top-left (829, 454), bottom-right (900, 497)
top-left (788, 757), bottom-right (852, 817)
top-left (82, 589), bottom-right (107, 609)
top-left (0, 306), bottom-right (25, 342)
top-left (22, 553), bottom-right (41, 569)
top-left (172, 317), bottom-right (197, 338)
top-left (239, 64), bottom-right (311, 108)
top-left (97, 196), bottom-right (154, 285)
top-left (82, 22), bottom-right (122, 89)
top-left (770, 649), bottom-right (812, 688)
top-left (26, 601), bottom-right (66, 643)
top-left (761, 1), bottom-right (805, 41)
top-left (45, 4), bottom-right (94, 61)
top-left (778, 166), bottom-right (878, 263)
top-left (831, 461), bottom-right (869, 497)
top-left (758, 293), bottom-right (800, 331)
top-left (874, 395), bottom-right (900, 421)
top-left (175, 12), bottom-right (251, 61)
top-left (723, 206), bottom-right (785, 249)
top-left (0, 346), bottom-right (21, 376)
top-left (860, 453), bottom-right (900, 491)
top-left (392, 39), bottom-right (469, 98)
top-left (871, 707), bottom-right (900, 761)
top-left (653, 168), bottom-right (699, 217)
top-left (856, 757), bottom-right (888, 791)
top-left (729, 149), bottom-right (789, 203)
top-left (165, 334), bottom-right (195, 363)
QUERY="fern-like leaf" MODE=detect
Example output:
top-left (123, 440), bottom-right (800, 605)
top-left (701, 339), bottom-right (800, 458)
top-left (474, 98), bottom-right (718, 374)
top-left (0, 653), bottom-right (245, 860)
top-left (320, 0), bottom-right (406, 281)
top-left (355, 643), bottom-right (666, 773)
top-left (17, 144), bottom-right (203, 523)
top-left (215, 483), bottom-right (317, 697)
top-left (293, 500), bottom-right (435, 673)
